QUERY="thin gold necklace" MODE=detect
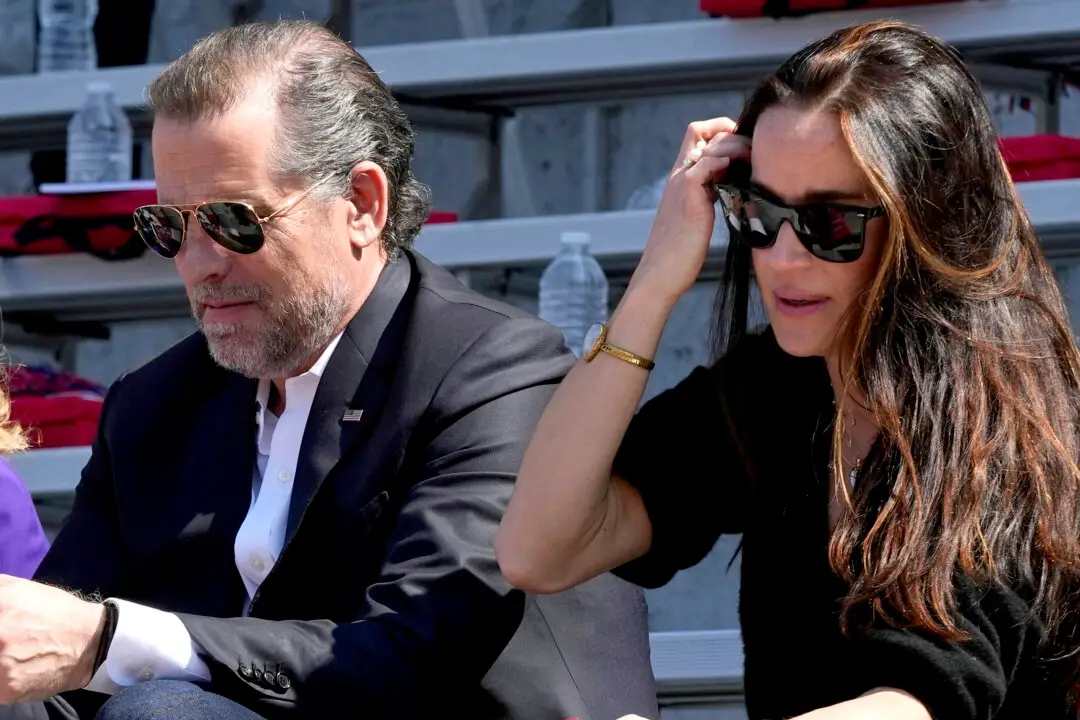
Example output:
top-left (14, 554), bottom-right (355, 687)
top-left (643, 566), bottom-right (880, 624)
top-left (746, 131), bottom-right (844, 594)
top-left (832, 399), bottom-right (863, 488)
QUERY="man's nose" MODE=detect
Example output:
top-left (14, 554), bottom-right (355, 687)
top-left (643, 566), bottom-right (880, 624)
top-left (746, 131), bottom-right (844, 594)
top-left (176, 214), bottom-right (233, 280)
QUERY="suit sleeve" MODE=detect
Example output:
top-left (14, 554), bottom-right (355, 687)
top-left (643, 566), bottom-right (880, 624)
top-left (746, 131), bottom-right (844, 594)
top-left (34, 374), bottom-right (128, 595)
top-left (177, 316), bottom-right (575, 717)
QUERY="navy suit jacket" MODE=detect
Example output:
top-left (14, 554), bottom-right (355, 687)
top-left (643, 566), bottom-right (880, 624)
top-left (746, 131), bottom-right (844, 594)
top-left (36, 250), bottom-right (659, 720)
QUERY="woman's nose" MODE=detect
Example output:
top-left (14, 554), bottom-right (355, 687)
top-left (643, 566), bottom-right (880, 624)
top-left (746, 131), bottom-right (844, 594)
top-left (766, 221), bottom-right (813, 269)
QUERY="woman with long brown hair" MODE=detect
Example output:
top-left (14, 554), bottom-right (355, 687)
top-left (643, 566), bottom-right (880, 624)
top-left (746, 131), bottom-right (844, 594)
top-left (496, 20), bottom-right (1080, 720)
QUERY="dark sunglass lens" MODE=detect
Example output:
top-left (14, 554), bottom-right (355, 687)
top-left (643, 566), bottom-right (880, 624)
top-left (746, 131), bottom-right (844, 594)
top-left (717, 186), bottom-right (773, 249)
top-left (197, 202), bottom-right (265, 255)
top-left (133, 206), bottom-right (185, 258)
top-left (799, 206), bottom-right (865, 262)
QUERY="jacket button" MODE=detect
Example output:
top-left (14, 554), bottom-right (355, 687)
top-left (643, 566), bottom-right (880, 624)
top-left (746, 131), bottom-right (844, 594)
top-left (276, 673), bottom-right (291, 690)
top-left (238, 664), bottom-right (253, 679)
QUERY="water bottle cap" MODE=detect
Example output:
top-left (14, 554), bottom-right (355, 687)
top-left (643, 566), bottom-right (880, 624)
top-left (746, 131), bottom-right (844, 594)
top-left (560, 231), bottom-right (590, 246)
top-left (87, 81), bottom-right (113, 95)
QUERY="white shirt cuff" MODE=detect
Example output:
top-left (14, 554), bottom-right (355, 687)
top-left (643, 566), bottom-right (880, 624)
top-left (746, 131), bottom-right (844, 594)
top-left (83, 598), bottom-right (212, 695)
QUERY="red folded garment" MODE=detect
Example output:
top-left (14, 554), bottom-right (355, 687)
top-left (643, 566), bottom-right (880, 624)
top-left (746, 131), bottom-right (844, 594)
top-left (999, 135), bottom-right (1080, 182)
top-left (701, 0), bottom-right (960, 19)
top-left (8, 366), bottom-right (105, 449)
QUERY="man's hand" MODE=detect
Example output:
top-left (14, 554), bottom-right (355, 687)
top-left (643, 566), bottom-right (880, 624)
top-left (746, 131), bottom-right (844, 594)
top-left (0, 575), bottom-right (106, 703)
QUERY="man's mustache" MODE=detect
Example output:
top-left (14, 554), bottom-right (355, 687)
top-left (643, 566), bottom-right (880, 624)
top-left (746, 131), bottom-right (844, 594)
top-left (189, 283), bottom-right (268, 306)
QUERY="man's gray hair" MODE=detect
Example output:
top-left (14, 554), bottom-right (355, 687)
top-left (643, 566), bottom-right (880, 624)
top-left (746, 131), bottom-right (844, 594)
top-left (146, 19), bottom-right (432, 259)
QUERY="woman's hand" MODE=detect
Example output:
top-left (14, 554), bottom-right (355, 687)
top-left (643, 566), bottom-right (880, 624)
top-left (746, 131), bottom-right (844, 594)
top-left (632, 116), bottom-right (751, 305)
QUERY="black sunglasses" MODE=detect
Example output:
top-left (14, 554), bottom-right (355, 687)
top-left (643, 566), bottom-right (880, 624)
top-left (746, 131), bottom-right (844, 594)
top-left (715, 184), bottom-right (885, 263)
top-left (133, 174), bottom-right (336, 259)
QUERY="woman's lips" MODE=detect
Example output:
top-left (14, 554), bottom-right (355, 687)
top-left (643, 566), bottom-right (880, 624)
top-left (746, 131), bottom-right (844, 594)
top-left (774, 291), bottom-right (829, 317)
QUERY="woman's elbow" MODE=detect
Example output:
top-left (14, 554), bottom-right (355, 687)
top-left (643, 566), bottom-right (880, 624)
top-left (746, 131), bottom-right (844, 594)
top-left (494, 531), bottom-right (574, 595)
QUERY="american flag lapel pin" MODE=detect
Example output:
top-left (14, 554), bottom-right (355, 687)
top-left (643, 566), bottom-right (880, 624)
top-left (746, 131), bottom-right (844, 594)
top-left (341, 408), bottom-right (364, 423)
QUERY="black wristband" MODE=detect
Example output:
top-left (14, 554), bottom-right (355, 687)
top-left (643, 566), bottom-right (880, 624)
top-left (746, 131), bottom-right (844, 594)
top-left (92, 599), bottom-right (119, 675)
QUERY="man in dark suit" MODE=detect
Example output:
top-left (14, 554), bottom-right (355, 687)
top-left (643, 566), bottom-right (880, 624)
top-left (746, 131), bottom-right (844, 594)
top-left (0, 19), bottom-right (657, 720)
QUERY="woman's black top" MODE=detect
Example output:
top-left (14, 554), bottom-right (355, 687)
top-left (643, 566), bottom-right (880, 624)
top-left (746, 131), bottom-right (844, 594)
top-left (611, 328), bottom-right (1074, 720)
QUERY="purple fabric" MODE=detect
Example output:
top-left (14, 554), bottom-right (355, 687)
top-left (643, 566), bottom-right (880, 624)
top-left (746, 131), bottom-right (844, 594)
top-left (0, 458), bottom-right (49, 578)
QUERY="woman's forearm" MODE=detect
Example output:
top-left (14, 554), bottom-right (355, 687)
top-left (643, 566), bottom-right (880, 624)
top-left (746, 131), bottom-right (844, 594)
top-left (497, 117), bottom-right (741, 592)
top-left (496, 278), bottom-right (678, 592)
top-left (793, 689), bottom-right (932, 720)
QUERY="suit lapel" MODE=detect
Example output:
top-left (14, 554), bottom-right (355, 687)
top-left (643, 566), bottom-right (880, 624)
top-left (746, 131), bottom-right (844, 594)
top-left (191, 368), bottom-right (259, 538)
top-left (283, 256), bottom-right (414, 544)
top-left (173, 363), bottom-right (257, 613)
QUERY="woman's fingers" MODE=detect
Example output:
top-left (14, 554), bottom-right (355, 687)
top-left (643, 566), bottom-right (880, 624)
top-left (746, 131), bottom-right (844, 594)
top-left (684, 156), bottom-right (732, 189)
top-left (700, 133), bottom-right (752, 161)
top-left (687, 117), bottom-right (738, 145)
top-left (673, 117), bottom-right (740, 169)
top-left (682, 135), bottom-right (750, 170)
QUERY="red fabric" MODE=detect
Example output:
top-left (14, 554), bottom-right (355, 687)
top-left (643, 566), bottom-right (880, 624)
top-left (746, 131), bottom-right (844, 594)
top-left (11, 395), bottom-right (102, 448)
top-left (999, 135), bottom-right (1080, 182)
top-left (701, 0), bottom-right (958, 18)
top-left (8, 366), bottom-right (105, 449)
top-left (0, 189), bottom-right (157, 257)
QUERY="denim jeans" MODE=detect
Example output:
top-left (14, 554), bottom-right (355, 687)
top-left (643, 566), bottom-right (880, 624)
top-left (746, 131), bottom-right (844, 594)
top-left (95, 681), bottom-right (266, 720)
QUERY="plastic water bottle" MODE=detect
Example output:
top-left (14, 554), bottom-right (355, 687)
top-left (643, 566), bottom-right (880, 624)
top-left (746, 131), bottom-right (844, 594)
top-left (37, 0), bottom-right (98, 72)
top-left (66, 81), bottom-right (132, 184)
top-left (539, 232), bottom-right (609, 356)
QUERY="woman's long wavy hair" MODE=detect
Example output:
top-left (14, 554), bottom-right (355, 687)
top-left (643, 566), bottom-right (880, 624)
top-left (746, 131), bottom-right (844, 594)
top-left (715, 21), bottom-right (1080, 688)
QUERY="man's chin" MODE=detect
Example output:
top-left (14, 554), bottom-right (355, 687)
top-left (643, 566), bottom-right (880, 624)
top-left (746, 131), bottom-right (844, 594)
top-left (200, 320), bottom-right (258, 346)
top-left (204, 334), bottom-right (267, 377)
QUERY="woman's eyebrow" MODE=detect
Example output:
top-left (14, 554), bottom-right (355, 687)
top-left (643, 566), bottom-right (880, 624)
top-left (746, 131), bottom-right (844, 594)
top-left (750, 178), bottom-right (869, 205)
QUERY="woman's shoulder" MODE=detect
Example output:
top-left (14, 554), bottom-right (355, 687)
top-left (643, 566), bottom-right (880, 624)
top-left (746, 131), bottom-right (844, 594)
top-left (0, 457), bottom-right (32, 499)
top-left (0, 456), bottom-right (50, 579)
top-left (0, 456), bottom-right (43, 528)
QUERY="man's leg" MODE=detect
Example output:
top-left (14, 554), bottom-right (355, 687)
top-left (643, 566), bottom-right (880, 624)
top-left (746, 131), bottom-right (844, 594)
top-left (0, 697), bottom-right (80, 720)
top-left (94, 681), bottom-right (265, 720)
top-left (0, 703), bottom-right (49, 720)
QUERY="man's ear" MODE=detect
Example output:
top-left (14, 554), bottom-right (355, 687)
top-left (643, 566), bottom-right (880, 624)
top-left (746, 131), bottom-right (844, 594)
top-left (345, 161), bottom-right (389, 251)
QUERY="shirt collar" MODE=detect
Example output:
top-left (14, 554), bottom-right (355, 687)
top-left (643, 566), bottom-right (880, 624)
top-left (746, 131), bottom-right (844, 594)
top-left (254, 331), bottom-right (344, 431)
top-left (251, 255), bottom-right (411, 438)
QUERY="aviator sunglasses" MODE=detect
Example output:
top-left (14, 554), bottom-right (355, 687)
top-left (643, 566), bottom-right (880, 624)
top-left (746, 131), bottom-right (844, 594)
top-left (133, 174), bottom-right (337, 259)
top-left (715, 184), bottom-right (885, 263)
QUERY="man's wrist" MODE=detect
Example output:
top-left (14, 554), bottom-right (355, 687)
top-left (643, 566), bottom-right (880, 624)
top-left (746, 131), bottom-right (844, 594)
top-left (92, 600), bottom-right (119, 675)
top-left (75, 600), bottom-right (111, 688)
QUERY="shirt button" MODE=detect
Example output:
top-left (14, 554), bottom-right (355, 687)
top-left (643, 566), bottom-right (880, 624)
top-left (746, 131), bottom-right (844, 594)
top-left (139, 667), bottom-right (155, 682)
top-left (251, 556), bottom-right (265, 573)
top-left (278, 470), bottom-right (291, 482)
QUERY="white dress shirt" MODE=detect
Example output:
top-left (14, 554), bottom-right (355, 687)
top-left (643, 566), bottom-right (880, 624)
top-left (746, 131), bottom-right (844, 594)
top-left (85, 333), bottom-right (343, 695)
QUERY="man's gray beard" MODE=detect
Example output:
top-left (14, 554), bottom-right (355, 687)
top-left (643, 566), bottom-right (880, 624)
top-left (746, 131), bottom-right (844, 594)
top-left (195, 277), bottom-right (351, 379)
